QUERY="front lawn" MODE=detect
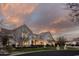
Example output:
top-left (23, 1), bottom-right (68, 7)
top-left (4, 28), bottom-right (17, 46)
top-left (12, 47), bottom-right (56, 52)
top-left (8, 46), bottom-right (79, 54)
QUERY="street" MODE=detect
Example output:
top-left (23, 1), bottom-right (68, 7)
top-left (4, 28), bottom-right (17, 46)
top-left (17, 51), bottom-right (79, 56)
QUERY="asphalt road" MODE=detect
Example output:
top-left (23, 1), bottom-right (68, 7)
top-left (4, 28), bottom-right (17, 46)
top-left (17, 51), bottom-right (79, 56)
top-left (0, 54), bottom-right (9, 56)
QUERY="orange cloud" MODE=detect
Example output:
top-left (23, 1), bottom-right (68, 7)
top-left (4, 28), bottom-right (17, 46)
top-left (54, 17), bottom-right (66, 24)
top-left (38, 28), bottom-right (62, 34)
top-left (10, 4), bottom-right (37, 15)
top-left (3, 16), bottom-right (23, 27)
top-left (50, 29), bottom-right (60, 33)
top-left (1, 4), bottom-right (37, 16)
top-left (50, 15), bottom-right (69, 25)
top-left (0, 3), bottom-right (38, 28)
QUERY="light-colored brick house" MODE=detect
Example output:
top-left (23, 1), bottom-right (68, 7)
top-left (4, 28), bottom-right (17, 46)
top-left (0, 24), bottom-right (55, 47)
top-left (0, 24), bottom-right (33, 47)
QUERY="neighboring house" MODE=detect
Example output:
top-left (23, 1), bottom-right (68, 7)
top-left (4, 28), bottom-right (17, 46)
top-left (72, 38), bottom-right (79, 46)
top-left (65, 38), bottom-right (79, 46)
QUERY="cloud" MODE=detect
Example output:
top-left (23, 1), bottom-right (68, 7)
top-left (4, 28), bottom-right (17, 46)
top-left (27, 3), bottom-right (79, 34)
top-left (0, 3), bottom-right (78, 34)
top-left (27, 4), bottom-right (70, 33)
top-left (1, 4), bottom-right (37, 16)
top-left (0, 3), bottom-right (37, 29)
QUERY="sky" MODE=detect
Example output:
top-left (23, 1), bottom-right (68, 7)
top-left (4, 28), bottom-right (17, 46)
top-left (0, 3), bottom-right (79, 35)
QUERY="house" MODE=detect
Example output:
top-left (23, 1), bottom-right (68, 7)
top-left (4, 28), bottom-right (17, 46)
top-left (30, 32), bottom-right (55, 46)
top-left (0, 24), bottom-right (55, 47)
top-left (72, 38), bottom-right (79, 46)
top-left (0, 24), bottom-right (33, 47)
top-left (39, 32), bottom-right (55, 46)
top-left (28, 34), bottom-right (41, 46)
top-left (13, 24), bottom-right (33, 47)
top-left (65, 37), bottom-right (79, 46)
top-left (39, 32), bottom-right (53, 40)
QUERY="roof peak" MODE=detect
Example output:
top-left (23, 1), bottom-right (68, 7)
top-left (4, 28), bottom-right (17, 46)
top-left (20, 24), bottom-right (26, 26)
top-left (40, 31), bottom-right (51, 34)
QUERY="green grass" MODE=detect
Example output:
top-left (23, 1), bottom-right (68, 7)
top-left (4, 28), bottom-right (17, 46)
top-left (12, 47), bottom-right (56, 52)
top-left (67, 47), bottom-right (79, 51)
top-left (9, 46), bottom-right (79, 53)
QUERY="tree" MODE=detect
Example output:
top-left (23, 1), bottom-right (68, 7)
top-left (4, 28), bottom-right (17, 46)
top-left (2, 35), bottom-right (9, 47)
top-left (57, 36), bottom-right (66, 46)
top-left (1, 35), bottom-right (14, 53)
top-left (66, 3), bottom-right (79, 24)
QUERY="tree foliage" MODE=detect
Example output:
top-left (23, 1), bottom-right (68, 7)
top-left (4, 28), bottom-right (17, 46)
top-left (66, 3), bottom-right (79, 24)
top-left (2, 35), bottom-right (9, 47)
top-left (57, 36), bottom-right (66, 46)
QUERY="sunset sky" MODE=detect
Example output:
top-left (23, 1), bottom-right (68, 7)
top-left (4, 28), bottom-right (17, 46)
top-left (0, 3), bottom-right (79, 35)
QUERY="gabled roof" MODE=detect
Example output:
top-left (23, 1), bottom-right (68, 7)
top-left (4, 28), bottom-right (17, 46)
top-left (39, 32), bottom-right (55, 41)
top-left (13, 24), bottom-right (32, 33)
top-left (40, 32), bottom-right (51, 35)
top-left (0, 24), bottom-right (33, 34)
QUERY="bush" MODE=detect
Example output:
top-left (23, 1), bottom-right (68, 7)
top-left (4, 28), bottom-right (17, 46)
top-left (6, 46), bottom-right (14, 53)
